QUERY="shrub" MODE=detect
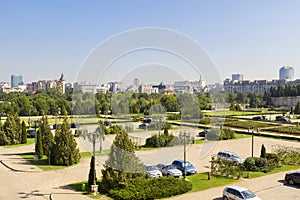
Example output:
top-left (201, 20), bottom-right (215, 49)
top-left (260, 144), bottom-right (266, 158)
top-left (219, 129), bottom-right (235, 140)
top-left (244, 157), bottom-right (268, 172)
top-left (109, 176), bottom-right (192, 200)
top-left (266, 153), bottom-right (279, 167)
top-left (167, 114), bottom-right (181, 120)
top-left (88, 156), bottom-right (97, 190)
top-left (244, 157), bottom-right (256, 171)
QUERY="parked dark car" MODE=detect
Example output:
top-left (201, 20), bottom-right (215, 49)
top-left (252, 116), bottom-right (267, 121)
top-left (285, 171), bottom-right (300, 185)
top-left (70, 122), bottom-right (80, 128)
top-left (27, 130), bottom-right (37, 138)
top-left (275, 117), bottom-right (291, 123)
top-left (104, 120), bottom-right (112, 126)
top-left (138, 123), bottom-right (149, 130)
top-left (171, 160), bottom-right (197, 175)
top-left (51, 123), bottom-right (62, 129)
top-left (198, 130), bottom-right (209, 137)
top-left (143, 118), bottom-right (153, 124)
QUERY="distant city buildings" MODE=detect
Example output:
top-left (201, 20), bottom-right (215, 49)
top-left (11, 75), bottom-right (24, 87)
top-left (26, 73), bottom-right (66, 94)
top-left (73, 82), bottom-right (98, 94)
top-left (231, 73), bottom-right (243, 81)
top-left (224, 67), bottom-right (299, 94)
top-left (279, 66), bottom-right (294, 80)
top-left (1, 66), bottom-right (299, 95)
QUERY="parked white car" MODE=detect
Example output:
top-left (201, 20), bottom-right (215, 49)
top-left (223, 185), bottom-right (261, 200)
top-left (145, 164), bottom-right (162, 178)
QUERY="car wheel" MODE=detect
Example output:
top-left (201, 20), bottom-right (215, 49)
top-left (223, 196), bottom-right (228, 200)
top-left (288, 179), bottom-right (294, 185)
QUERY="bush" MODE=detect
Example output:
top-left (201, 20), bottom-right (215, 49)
top-left (266, 153), bottom-right (279, 167)
top-left (109, 176), bottom-right (192, 200)
top-left (167, 114), bottom-right (181, 120)
top-left (219, 129), bottom-right (235, 140)
top-left (244, 157), bottom-right (268, 172)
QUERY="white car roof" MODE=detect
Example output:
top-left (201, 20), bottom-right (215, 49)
top-left (226, 185), bottom-right (248, 192)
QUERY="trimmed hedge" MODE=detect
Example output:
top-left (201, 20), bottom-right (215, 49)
top-left (109, 176), bottom-right (192, 200)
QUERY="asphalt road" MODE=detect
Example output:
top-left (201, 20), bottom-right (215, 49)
top-left (1, 129), bottom-right (299, 200)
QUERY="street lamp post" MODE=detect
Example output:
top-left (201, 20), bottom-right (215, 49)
top-left (252, 128), bottom-right (254, 157)
top-left (79, 128), bottom-right (103, 195)
top-left (180, 131), bottom-right (190, 179)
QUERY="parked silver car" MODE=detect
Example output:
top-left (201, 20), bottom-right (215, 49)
top-left (156, 163), bottom-right (182, 177)
top-left (217, 151), bottom-right (245, 164)
top-left (223, 185), bottom-right (261, 200)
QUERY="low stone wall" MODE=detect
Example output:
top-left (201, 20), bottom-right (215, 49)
top-left (271, 96), bottom-right (300, 107)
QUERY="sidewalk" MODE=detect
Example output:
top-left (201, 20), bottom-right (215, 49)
top-left (0, 144), bottom-right (92, 200)
top-left (170, 168), bottom-right (300, 200)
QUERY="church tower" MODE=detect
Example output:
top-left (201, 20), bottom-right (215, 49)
top-left (59, 73), bottom-right (65, 94)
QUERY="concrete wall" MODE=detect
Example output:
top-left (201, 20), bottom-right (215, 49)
top-left (272, 96), bottom-right (300, 107)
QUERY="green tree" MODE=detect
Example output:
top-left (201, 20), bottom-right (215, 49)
top-left (260, 144), bottom-right (267, 158)
top-left (0, 130), bottom-right (9, 145)
top-left (160, 94), bottom-right (179, 112)
top-left (3, 113), bottom-right (22, 145)
top-left (35, 130), bottom-right (44, 159)
top-left (294, 101), bottom-right (300, 114)
top-left (50, 117), bottom-right (80, 166)
top-left (39, 115), bottom-right (53, 156)
top-left (101, 128), bottom-right (145, 192)
top-left (88, 156), bottom-right (97, 190)
top-left (21, 121), bottom-right (27, 144)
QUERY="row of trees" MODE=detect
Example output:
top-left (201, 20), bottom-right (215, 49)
top-left (2, 84), bottom-right (300, 118)
top-left (0, 112), bottom-right (80, 166)
top-left (35, 116), bottom-right (81, 166)
top-left (270, 85), bottom-right (300, 97)
top-left (0, 90), bottom-right (212, 117)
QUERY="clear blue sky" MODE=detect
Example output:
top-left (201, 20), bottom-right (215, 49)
top-left (1, 0), bottom-right (300, 84)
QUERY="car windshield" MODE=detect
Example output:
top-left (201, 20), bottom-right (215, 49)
top-left (182, 161), bottom-right (192, 167)
top-left (241, 190), bottom-right (256, 199)
top-left (231, 154), bottom-right (240, 159)
top-left (146, 166), bottom-right (157, 171)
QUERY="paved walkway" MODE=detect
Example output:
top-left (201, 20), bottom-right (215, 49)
top-left (170, 168), bottom-right (300, 200)
top-left (0, 142), bottom-right (94, 200)
top-left (1, 135), bottom-right (299, 199)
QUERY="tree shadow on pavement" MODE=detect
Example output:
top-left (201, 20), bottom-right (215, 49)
top-left (18, 190), bottom-right (45, 199)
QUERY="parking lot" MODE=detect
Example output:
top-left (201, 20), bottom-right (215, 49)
top-left (1, 124), bottom-right (299, 199)
top-left (170, 168), bottom-right (300, 200)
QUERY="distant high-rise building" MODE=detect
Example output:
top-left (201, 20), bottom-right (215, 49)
top-left (279, 66), bottom-right (294, 80)
top-left (232, 73), bottom-right (243, 81)
top-left (11, 75), bottom-right (24, 87)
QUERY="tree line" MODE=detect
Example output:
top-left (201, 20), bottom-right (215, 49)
top-left (1, 84), bottom-right (300, 117)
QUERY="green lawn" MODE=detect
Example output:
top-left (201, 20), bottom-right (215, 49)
top-left (80, 150), bottom-right (110, 158)
top-left (3, 138), bottom-right (35, 148)
top-left (240, 164), bottom-right (300, 179)
top-left (203, 110), bottom-right (263, 117)
top-left (187, 173), bottom-right (237, 192)
top-left (264, 126), bottom-right (300, 136)
top-left (18, 152), bottom-right (67, 171)
top-left (69, 181), bottom-right (104, 199)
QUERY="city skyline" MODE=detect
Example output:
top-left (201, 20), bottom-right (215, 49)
top-left (1, 1), bottom-right (300, 83)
